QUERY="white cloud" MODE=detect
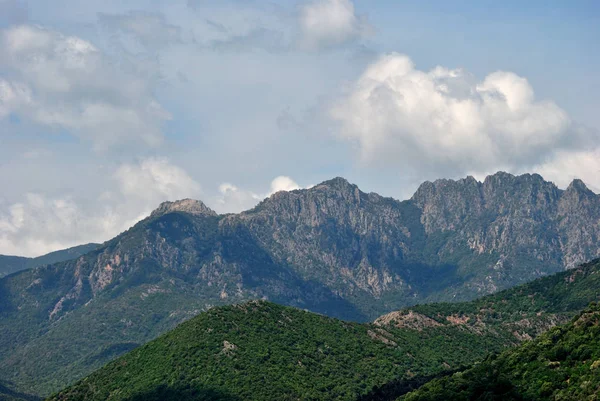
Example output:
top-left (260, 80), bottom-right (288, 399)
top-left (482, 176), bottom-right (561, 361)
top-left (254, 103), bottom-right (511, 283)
top-left (115, 157), bottom-right (201, 202)
top-left (533, 150), bottom-right (600, 193)
top-left (298, 0), bottom-right (371, 50)
top-left (0, 171), bottom-right (304, 256)
top-left (269, 175), bottom-right (301, 193)
top-left (330, 52), bottom-right (596, 178)
top-left (0, 24), bottom-right (171, 149)
top-left (215, 183), bottom-right (262, 214)
top-left (0, 158), bottom-right (201, 257)
top-left (0, 193), bottom-right (125, 257)
top-left (214, 176), bottom-right (302, 213)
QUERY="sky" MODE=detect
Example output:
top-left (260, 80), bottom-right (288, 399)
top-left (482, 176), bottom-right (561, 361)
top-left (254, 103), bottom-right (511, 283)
top-left (0, 0), bottom-right (598, 256)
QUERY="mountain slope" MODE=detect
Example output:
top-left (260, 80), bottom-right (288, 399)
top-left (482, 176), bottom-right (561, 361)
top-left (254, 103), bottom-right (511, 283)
top-left (0, 243), bottom-right (99, 278)
top-left (400, 303), bottom-right (600, 401)
top-left (380, 258), bottom-right (600, 340)
top-left (41, 301), bottom-right (517, 401)
top-left (1, 173), bottom-right (600, 395)
top-left (49, 260), bottom-right (600, 400)
top-left (0, 206), bottom-right (362, 395)
top-left (0, 383), bottom-right (39, 401)
top-left (411, 173), bottom-right (600, 297)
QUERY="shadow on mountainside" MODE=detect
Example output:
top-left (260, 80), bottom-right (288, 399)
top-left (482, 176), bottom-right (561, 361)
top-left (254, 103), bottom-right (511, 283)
top-left (123, 384), bottom-right (241, 401)
top-left (356, 370), bottom-right (460, 401)
top-left (0, 381), bottom-right (41, 401)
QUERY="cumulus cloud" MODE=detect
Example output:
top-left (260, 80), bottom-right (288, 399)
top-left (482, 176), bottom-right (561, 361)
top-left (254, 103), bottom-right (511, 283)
top-left (298, 0), bottom-right (372, 50)
top-left (0, 158), bottom-right (201, 257)
top-left (115, 158), bottom-right (201, 204)
top-left (214, 176), bottom-right (302, 213)
top-left (0, 24), bottom-right (171, 149)
top-left (330, 52), bottom-right (596, 177)
top-left (186, 0), bottom-right (369, 53)
top-left (269, 176), bottom-right (302, 193)
top-left (533, 150), bottom-right (600, 193)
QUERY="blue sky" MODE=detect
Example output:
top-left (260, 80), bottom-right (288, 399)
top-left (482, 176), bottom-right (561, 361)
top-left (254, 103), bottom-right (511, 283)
top-left (0, 0), bottom-right (598, 256)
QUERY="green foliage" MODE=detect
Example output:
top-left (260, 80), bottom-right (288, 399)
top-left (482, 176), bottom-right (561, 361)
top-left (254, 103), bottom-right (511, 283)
top-left (407, 259), bottom-right (600, 332)
top-left (400, 303), bottom-right (600, 401)
top-left (48, 287), bottom-right (600, 401)
top-left (46, 301), bottom-right (510, 401)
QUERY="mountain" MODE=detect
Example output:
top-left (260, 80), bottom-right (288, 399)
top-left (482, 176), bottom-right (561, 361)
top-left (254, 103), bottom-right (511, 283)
top-left (43, 260), bottom-right (600, 400)
top-left (399, 303), bottom-right (600, 401)
top-left (1, 172), bottom-right (599, 395)
top-left (45, 300), bottom-right (469, 401)
top-left (0, 256), bottom-right (28, 278)
top-left (0, 383), bottom-right (40, 401)
top-left (0, 243), bottom-right (99, 278)
top-left (411, 173), bottom-right (600, 295)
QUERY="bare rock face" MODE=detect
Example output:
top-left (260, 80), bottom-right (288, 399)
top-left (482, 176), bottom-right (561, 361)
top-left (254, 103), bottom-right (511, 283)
top-left (229, 177), bottom-right (417, 300)
top-left (150, 199), bottom-right (217, 218)
top-left (557, 179), bottom-right (600, 267)
top-left (411, 172), bottom-right (600, 294)
top-left (374, 310), bottom-right (442, 331)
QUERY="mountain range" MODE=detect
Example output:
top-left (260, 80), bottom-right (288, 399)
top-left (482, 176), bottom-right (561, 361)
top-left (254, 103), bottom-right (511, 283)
top-left (0, 172), bottom-right (599, 396)
top-left (0, 244), bottom-right (99, 278)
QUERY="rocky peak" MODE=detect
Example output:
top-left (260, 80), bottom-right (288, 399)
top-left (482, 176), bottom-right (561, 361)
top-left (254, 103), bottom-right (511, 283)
top-left (411, 175), bottom-right (484, 233)
top-left (480, 172), bottom-right (561, 217)
top-left (412, 172), bottom-right (567, 232)
top-left (559, 179), bottom-right (598, 216)
top-left (482, 172), bottom-right (552, 192)
top-left (150, 199), bottom-right (217, 218)
top-left (252, 177), bottom-right (363, 213)
top-left (565, 179), bottom-right (595, 197)
top-left (412, 175), bottom-right (481, 203)
top-left (313, 177), bottom-right (356, 193)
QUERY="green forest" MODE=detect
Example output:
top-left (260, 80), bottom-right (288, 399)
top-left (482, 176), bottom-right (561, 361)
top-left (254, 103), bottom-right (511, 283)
top-left (49, 260), bottom-right (600, 401)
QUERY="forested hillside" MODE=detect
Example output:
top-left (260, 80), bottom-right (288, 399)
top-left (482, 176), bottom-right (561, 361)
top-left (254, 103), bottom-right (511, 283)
top-left (50, 260), bottom-right (600, 401)
top-left (400, 304), bottom-right (600, 401)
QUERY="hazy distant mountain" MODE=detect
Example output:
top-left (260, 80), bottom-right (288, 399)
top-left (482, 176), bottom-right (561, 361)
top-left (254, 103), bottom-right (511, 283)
top-left (49, 260), bottom-right (600, 401)
top-left (1, 172), bottom-right (599, 395)
top-left (0, 256), bottom-right (28, 278)
top-left (0, 243), bottom-right (99, 278)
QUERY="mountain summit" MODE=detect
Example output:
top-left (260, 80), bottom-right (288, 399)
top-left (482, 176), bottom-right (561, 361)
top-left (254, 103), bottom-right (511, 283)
top-left (150, 198), bottom-right (217, 218)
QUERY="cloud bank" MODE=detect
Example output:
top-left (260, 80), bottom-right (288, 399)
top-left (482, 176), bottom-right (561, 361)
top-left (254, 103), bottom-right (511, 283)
top-left (0, 25), bottom-right (170, 149)
top-left (0, 165), bottom-right (304, 256)
top-left (330, 52), bottom-right (597, 178)
top-left (0, 158), bottom-right (200, 257)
